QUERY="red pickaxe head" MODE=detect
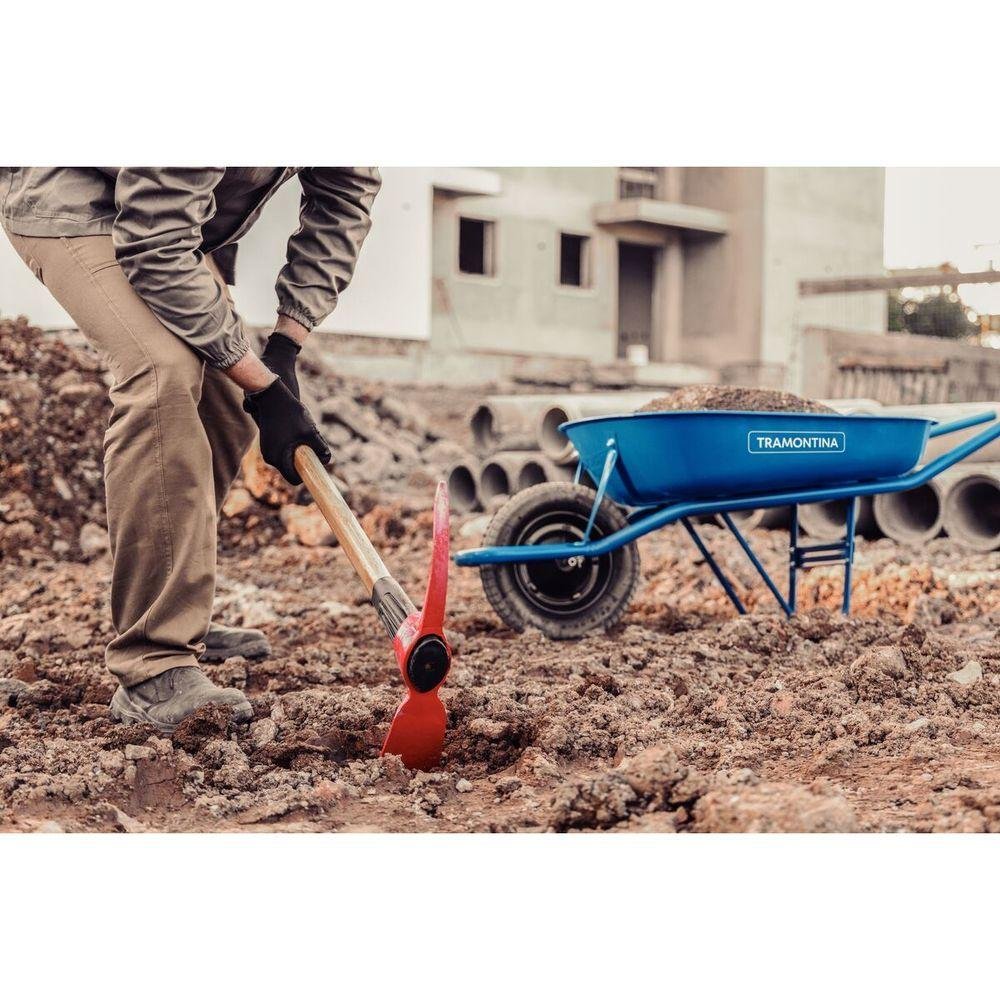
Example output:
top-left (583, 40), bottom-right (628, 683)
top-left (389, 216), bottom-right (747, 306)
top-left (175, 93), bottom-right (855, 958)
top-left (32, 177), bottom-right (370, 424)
top-left (380, 481), bottom-right (452, 770)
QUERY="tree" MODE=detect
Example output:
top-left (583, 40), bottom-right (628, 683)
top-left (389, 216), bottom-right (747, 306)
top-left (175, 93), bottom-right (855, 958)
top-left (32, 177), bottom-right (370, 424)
top-left (888, 290), bottom-right (906, 332)
top-left (887, 289), bottom-right (978, 340)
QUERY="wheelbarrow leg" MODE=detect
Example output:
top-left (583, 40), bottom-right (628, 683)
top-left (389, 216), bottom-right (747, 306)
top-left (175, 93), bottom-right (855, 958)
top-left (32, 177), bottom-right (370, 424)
top-left (583, 442), bottom-right (618, 542)
top-left (680, 517), bottom-right (746, 615)
top-left (842, 498), bottom-right (857, 615)
top-left (720, 512), bottom-right (792, 617)
top-left (788, 504), bottom-right (799, 613)
top-left (787, 501), bottom-right (856, 617)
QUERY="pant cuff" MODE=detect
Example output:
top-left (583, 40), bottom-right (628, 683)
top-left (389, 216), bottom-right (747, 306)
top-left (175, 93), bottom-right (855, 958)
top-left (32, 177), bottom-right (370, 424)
top-left (106, 649), bottom-right (201, 689)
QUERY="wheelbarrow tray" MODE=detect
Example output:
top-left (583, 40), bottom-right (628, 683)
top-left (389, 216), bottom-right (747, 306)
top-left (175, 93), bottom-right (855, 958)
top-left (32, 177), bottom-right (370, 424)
top-left (562, 410), bottom-right (933, 507)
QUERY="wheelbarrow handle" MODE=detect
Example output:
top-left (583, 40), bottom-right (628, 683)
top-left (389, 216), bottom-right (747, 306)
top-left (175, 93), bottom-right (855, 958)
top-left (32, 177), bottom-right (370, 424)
top-left (927, 409), bottom-right (997, 439)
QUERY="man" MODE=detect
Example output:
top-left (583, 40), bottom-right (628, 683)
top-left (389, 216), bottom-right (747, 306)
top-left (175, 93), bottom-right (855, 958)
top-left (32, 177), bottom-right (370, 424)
top-left (0, 167), bottom-right (380, 730)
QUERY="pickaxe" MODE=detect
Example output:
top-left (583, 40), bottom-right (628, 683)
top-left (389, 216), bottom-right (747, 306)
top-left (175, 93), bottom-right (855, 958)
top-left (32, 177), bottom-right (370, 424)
top-left (294, 446), bottom-right (452, 770)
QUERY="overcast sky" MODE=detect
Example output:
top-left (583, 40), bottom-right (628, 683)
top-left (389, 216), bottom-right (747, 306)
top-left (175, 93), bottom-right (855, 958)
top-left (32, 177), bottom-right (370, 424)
top-left (884, 167), bottom-right (1000, 314)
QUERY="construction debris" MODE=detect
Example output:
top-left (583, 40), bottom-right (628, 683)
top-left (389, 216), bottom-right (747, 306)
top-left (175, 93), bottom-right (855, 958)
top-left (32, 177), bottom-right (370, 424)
top-left (0, 317), bottom-right (110, 560)
top-left (0, 317), bottom-right (464, 559)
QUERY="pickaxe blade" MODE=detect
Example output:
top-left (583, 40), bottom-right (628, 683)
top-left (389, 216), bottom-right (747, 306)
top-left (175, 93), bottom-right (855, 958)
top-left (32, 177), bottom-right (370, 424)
top-left (382, 481), bottom-right (452, 769)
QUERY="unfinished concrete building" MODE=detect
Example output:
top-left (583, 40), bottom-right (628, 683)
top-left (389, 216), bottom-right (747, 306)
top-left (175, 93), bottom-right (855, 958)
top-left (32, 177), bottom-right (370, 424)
top-left (273, 165), bottom-right (885, 389)
top-left (429, 166), bottom-right (886, 382)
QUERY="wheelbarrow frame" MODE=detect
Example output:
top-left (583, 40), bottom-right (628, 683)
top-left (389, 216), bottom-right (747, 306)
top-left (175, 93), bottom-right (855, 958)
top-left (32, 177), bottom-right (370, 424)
top-left (454, 410), bottom-right (1000, 617)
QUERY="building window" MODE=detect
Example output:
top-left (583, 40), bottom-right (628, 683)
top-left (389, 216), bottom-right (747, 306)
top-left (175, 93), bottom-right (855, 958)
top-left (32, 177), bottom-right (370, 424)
top-left (559, 233), bottom-right (592, 288)
top-left (618, 167), bottom-right (661, 200)
top-left (458, 217), bottom-right (496, 276)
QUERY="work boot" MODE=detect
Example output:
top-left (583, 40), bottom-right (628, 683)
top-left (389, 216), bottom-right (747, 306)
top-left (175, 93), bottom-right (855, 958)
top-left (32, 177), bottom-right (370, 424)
top-left (199, 622), bottom-right (271, 663)
top-left (109, 666), bottom-right (253, 732)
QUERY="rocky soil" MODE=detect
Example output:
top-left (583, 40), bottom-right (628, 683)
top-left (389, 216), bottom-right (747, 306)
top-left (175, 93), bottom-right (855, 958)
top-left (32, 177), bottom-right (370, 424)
top-left (4, 320), bottom-right (1000, 833)
top-left (3, 503), bottom-right (1000, 833)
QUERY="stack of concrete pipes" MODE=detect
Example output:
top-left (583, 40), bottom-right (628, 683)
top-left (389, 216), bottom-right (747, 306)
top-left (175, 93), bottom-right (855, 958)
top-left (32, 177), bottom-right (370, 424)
top-left (447, 392), bottom-right (661, 513)
top-left (448, 394), bottom-right (1000, 553)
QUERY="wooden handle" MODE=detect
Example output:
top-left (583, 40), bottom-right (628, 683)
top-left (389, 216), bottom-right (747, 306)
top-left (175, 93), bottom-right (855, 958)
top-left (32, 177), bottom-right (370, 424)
top-left (294, 445), bottom-right (389, 595)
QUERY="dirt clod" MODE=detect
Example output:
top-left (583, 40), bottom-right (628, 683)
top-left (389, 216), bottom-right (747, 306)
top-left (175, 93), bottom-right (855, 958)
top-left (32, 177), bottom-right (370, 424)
top-left (693, 777), bottom-right (858, 833)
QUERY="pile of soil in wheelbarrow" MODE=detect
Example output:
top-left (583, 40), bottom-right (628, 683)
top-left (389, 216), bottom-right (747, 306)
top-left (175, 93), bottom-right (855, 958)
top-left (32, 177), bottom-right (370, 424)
top-left (636, 385), bottom-right (835, 414)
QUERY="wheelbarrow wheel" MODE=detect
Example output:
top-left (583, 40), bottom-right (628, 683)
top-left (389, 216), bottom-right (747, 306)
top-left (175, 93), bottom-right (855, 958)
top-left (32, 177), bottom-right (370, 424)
top-left (480, 483), bottom-right (640, 639)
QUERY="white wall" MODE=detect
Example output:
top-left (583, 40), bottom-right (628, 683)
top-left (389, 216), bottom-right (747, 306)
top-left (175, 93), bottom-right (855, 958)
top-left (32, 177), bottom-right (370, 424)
top-left (232, 167), bottom-right (434, 339)
top-left (0, 236), bottom-right (74, 327)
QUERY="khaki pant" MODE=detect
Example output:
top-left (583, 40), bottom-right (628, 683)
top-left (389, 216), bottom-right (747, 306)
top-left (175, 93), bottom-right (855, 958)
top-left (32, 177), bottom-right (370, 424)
top-left (4, 231), bottom-right (256, 687)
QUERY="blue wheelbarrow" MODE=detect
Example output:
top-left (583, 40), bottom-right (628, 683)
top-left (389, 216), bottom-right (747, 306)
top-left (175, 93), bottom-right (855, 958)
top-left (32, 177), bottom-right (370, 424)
top-left (454, 407), bottom-right (1000, 637)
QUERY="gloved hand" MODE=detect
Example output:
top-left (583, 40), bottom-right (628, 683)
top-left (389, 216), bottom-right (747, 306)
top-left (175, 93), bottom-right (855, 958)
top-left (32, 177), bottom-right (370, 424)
top-left (243, 378), bottom-right (331, 485)
top-left (261, 331), bottom-right (302, 399)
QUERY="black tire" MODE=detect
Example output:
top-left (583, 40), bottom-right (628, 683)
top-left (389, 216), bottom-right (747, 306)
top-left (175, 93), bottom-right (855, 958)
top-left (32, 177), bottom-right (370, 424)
top-left (479, 482), bottom-right (640, 639)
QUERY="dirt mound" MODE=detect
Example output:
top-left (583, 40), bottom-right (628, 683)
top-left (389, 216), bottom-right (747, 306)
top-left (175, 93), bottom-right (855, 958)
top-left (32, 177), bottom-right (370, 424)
top-left (548, 744), bottom-right (705, 832)
top-left (0, 319), bottom-right (459, 561)
top-left (0, 317), bottom-right (110, 560)
top-left (692, 775), bottom-right (858, 832)
top-left (636, 384), bottom-right (834, 414)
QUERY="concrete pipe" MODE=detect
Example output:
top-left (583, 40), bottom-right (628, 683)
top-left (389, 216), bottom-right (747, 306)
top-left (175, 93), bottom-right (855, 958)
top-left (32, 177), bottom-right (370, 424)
top-left (540, 457), bottom-right (576, 484)
top-left (447, 460), bottom-right (481, 513)
top-left (872, 467), bottom-right (966, 546)
top-left (942, 463), bottom-right (1000, 552)
top-left (537, 392), bottom-right (663, 465)
top-left (469, 397), bottom-right (547, 454)
top-left (478, 452), bottom-right (542, 506)
top-left (515, 455), bottom-right (549, 491)
top-left (513, 454), bottom-right (574, 490)
top-left (798, 497), bottom-right (878, 541)
top-left (873, 484), bottom-right (943, 546)
top-left (715, 506), bottom-right (790, 532)
top-left (479, 451), bottom-right (585, 505)
top-left (883, 402), bottom-right (1000, 465)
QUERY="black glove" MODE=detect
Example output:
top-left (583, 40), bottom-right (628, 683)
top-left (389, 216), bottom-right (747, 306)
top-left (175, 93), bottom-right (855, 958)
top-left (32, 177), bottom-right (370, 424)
top-left (243, 378), bottom-right (331, 485)
top-left (261, 331), bottom-right (302, 399)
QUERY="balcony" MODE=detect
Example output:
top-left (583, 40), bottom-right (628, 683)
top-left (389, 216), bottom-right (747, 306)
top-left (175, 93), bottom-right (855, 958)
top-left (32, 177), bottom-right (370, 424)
top-left (593, 198), bottom-right (730, 239)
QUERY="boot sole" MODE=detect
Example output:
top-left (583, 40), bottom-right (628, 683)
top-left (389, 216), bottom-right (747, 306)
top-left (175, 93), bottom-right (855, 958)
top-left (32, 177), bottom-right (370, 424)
top-left (109, 686), bottom-right (253, 733)
top-left (199, 637), bottom-right (271, 663)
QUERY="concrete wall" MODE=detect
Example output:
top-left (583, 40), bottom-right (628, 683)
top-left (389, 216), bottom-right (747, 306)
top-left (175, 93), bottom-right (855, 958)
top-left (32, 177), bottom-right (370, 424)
top-left (761, 167), bottom-right (886, 385)
top-left (799, 325), bottom-right (1000, 403)
top-left (676, 166), bottom-right (885, 388)
top-left (430, 167), bottom-right (618, 360)
top-left (680, 167), bottom-right (766, 369)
